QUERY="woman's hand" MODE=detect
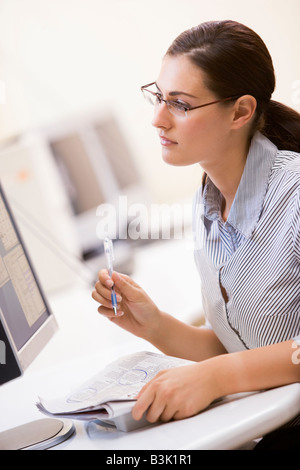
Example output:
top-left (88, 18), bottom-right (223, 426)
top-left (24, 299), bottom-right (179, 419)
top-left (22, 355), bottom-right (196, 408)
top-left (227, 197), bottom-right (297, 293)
top-left (132, 360), bottom-right (219, 423)
top-left (92, 269), bottom-right (162, 340)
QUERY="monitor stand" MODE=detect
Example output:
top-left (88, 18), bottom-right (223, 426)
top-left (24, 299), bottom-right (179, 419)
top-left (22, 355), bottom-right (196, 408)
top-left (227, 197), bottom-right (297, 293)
top-left (0, 418), bottom-right (75, 450)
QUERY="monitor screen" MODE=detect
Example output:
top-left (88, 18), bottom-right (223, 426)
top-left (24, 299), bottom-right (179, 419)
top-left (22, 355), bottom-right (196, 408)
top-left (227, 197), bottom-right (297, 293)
top-left (0, 182), bottom-right (57, 385)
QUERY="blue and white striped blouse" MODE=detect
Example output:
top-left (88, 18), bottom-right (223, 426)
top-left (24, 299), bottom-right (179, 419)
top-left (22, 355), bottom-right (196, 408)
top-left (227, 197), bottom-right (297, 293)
top-left (193, 131), bottom-right (300, 353)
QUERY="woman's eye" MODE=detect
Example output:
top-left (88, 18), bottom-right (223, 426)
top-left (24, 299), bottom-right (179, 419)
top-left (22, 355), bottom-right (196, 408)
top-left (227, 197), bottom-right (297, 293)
top-left (171, 101), bottom-right (189, 111)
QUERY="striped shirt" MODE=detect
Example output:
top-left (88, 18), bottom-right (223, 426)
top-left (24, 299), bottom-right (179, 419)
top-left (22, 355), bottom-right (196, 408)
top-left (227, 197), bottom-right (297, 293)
top-left (193, 132), bottom-right (300, 352)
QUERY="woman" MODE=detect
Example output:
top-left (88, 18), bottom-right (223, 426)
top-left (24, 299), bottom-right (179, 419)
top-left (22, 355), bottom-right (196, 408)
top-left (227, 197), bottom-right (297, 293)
top-left (92, 20), bottom-right (300, 446)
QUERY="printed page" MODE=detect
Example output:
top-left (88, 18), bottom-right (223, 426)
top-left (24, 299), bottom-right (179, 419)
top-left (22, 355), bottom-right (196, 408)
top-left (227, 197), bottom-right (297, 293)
top-left (3, 245), bottom-right (45, 327)
top-left (0, 196), bottom-right (18, 252)
top-left (38, 351), bottom-right (193, 415)
top-left (37, 399), bottom-right (134, 421)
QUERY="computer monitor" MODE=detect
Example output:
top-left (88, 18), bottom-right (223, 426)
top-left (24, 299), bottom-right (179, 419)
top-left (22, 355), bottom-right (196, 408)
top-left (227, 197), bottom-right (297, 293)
top-left (0, 181), bottom-right (58, 384)
top-left (45, 112), bottom-right (150, 258)
top-left (0, 182), bottom-right (74, 449)
top-left (46, 114), bottom-right (124, 258)
top-left (0, 183), bottom-right (57, 384)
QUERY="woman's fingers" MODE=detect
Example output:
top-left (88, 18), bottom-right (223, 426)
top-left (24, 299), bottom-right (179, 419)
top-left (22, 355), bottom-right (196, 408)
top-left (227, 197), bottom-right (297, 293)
top-left (92, 283), bottom-right (121, 308)
top-left (132, 365), bottom-right (211, 424)
top-left (92, 269), bottom-right (123, 314)
top-left (97, 303), bottom-right (124, 319)
top-left (132, 372), bottom-right (173, 423)
top-left (132, 384), bottom-right (180, 424)
top-left (132, 385), bottom-right (158, 422)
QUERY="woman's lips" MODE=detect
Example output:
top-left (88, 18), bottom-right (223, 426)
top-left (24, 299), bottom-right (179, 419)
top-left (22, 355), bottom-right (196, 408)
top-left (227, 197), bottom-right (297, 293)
top-left (159, 135), bottom-right (178, 146)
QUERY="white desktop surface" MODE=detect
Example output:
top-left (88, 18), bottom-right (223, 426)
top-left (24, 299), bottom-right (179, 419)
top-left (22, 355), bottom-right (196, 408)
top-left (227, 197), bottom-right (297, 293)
top-left (0, 240), bottom-right (300, 450)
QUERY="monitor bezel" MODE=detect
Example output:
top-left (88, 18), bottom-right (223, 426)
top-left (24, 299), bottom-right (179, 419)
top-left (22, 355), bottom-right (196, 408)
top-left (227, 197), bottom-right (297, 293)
top-left (0, 182), bottom-right (58, 382)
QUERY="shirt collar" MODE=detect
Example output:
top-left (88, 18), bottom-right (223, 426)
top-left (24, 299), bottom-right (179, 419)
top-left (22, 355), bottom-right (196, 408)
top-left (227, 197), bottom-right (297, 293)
top-left (203, 132), bottom-right (278, 238)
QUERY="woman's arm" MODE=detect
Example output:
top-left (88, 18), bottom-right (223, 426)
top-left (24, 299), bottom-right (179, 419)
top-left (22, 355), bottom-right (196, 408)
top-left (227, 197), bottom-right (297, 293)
top-left (215, 339), bottom-right (300, 396)
top-left (92, 269), bottom-right (300, 423)
top-left (132, 339), bottom-right (300, 423)
top-left (92, 269), bottom-right (227, 361)
top-left (146, 310), bottom-right (227, 361)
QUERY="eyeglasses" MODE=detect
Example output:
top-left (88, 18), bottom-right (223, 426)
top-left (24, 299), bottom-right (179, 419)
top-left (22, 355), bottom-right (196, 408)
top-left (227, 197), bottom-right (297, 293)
top-left (141, 82), bottom-right (239, 118)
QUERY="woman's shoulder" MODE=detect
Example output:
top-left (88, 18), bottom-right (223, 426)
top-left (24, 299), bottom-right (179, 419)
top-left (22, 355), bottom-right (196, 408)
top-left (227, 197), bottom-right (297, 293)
top-left (271, 149), bottom-right (300, 184)
top-left (275, 149), bottom-right (300, 171)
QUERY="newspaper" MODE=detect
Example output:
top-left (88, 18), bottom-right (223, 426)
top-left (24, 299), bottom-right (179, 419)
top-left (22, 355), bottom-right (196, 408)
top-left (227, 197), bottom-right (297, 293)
top-left (37, 351), bottom-right (193, 431)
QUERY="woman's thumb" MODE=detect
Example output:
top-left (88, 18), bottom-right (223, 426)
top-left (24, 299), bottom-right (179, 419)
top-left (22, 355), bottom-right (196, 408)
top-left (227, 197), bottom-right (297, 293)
top-left (111, 272), bottom-right (142, 301)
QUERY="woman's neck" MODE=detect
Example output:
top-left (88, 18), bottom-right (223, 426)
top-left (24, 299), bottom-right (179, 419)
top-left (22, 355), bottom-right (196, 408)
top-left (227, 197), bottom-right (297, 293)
top-left (204, 135), bottom-right (250, 221)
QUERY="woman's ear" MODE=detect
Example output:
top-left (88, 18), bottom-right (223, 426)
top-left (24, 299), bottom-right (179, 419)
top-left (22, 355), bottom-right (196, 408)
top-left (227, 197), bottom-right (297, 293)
top-left (231, 95), bottom-right (257, 130)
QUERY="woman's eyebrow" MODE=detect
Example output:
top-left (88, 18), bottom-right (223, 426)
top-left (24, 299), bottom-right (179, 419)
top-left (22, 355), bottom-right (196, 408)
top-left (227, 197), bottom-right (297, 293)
top-left (169, 90), bottom-right (198, 98)
top-left (155, 82), bottom-right (198, 99)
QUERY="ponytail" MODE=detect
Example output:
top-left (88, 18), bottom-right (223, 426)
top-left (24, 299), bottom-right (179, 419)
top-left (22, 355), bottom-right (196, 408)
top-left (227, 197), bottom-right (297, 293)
top-left (261, 100), bottom-right (300, 152)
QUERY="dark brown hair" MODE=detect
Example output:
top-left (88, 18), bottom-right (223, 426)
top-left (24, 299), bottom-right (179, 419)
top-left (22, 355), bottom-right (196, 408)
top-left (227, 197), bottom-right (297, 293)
top-left (166, 20), bottom-right (300, 152)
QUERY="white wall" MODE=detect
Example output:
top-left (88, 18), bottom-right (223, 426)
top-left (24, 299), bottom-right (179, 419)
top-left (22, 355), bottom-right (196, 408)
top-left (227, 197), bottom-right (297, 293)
top-left (0, 0), bottom-right (299, 203)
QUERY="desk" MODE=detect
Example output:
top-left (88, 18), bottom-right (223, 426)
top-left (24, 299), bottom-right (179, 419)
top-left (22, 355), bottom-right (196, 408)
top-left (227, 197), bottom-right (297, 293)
top-left (0, 240), bottom-right (300, 450)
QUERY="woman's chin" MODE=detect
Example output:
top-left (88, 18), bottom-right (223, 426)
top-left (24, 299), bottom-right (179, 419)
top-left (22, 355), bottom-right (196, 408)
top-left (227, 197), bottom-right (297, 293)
top-left (161, 149), bottom-right (189, 167)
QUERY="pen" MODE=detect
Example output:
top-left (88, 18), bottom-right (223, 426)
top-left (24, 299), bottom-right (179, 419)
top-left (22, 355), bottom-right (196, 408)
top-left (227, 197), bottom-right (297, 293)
top-left (104, 237), bottom-right (118, 315)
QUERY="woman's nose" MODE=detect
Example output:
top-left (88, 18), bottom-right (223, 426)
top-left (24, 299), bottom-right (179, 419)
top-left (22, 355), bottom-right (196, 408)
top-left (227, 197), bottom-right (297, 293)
top-left (151, 101), bottom-right (173, 129)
